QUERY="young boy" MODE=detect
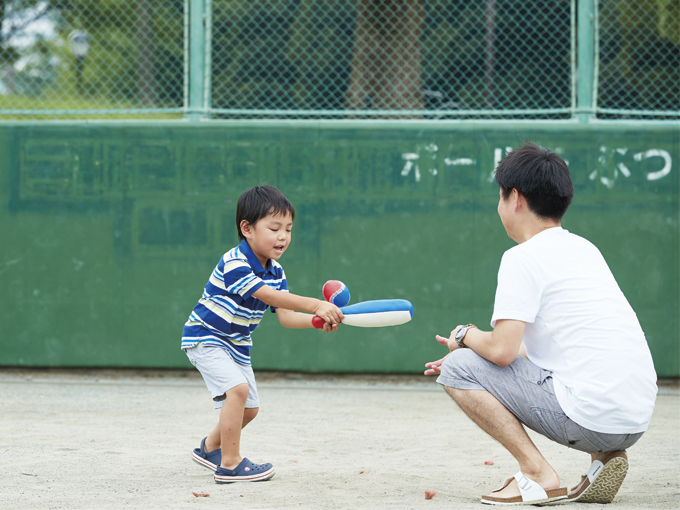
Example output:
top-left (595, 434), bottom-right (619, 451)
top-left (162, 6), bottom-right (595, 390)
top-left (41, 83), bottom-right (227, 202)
top-left (182, 185), bottom-right (343, 484)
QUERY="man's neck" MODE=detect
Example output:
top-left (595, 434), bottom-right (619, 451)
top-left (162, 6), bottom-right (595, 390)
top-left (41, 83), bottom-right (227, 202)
top-left (513, 219), bottom-right (561, 244)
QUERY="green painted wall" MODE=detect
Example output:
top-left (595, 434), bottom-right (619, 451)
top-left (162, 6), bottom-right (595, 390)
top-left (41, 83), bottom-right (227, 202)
top-left (1, 121), bottom-right (678, 376)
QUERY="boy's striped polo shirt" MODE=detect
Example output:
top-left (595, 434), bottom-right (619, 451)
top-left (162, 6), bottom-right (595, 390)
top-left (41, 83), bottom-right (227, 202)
top-left (181, 239), bottom-right (288, 365)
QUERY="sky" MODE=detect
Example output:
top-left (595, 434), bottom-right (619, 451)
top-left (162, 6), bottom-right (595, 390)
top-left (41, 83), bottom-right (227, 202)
top-left (2, 1), bottom-right (57, 50)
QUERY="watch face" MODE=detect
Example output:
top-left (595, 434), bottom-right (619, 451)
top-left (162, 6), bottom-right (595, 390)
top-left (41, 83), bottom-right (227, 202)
top-left (455, 328), bottom-right (465, 341)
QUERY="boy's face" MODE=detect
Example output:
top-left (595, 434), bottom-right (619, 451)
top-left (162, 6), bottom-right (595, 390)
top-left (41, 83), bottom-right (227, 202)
top-left (241, 211), bottom-right (293, 267)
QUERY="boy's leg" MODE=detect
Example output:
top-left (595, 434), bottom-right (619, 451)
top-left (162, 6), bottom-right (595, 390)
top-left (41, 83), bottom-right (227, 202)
top-left (217, 383), bottom-right (249, 469)
top-left (243, 407), bottom-right (259, 427)
top-left (185, 343), bottom-right (262, 457)
top-left (210, 382), bottom-right (275, 483)
top-left (205, 406), bottom-right (259, 453)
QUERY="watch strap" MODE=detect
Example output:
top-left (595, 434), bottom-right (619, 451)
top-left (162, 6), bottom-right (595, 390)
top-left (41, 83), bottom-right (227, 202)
top-left (457, 324), bottom-right (477, 348)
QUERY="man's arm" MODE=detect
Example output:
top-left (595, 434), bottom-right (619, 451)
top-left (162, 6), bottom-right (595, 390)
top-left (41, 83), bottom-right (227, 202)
top-left (425, 319), bottom-right (526, 375)
top-left (252, 285), bottom-right (343, 325)
top-left (451, 319), bottom-right (526, 366)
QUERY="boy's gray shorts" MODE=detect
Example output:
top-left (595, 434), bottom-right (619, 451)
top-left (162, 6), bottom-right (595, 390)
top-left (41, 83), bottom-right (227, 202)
top-left (436, 349), bottom-right (644, 454)
top-left (185, 343), bottom-right (259, 410)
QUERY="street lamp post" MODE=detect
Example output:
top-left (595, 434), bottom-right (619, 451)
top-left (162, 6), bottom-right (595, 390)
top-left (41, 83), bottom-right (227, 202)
top-left (69, 31), bottom-right (90, 95)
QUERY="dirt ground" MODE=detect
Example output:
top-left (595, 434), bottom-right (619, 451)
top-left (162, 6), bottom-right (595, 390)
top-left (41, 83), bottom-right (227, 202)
top-left (0, 368), bottom-right (677, 510)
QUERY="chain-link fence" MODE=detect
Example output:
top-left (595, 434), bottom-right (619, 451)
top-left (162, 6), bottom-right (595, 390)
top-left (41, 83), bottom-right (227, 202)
top-left (209, 0), bottom-right (574, 119)
top-left (0, 0), bottom-right (185, 119)
top-left (597, 0), bottom-right (680, 119)
top-left (0, 0), bottom-right (677, 120)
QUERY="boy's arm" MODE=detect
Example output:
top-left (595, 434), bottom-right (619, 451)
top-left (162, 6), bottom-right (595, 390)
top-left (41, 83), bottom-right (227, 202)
top-left (252, 285), bottom-right (343, 325)
top-left (275, 308), bottom-right (338, 332)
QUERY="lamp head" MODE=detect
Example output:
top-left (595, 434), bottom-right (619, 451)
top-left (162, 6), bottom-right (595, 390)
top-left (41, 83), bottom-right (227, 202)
top-left (69, 31), bottom-right (90, 58)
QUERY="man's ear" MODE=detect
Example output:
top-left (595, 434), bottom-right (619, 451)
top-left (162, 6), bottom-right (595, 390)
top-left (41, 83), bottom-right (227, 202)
top-left (240, 220), bottom-right (252, 239)
top-left (512, 189), bottom-right (525, 212)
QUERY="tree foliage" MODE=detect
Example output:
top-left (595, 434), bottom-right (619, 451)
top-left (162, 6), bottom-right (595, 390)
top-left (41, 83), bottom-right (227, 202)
top-left (599, 0), bottom-right (679, 113)
top-left (2, 0), bottom-right (184, 105)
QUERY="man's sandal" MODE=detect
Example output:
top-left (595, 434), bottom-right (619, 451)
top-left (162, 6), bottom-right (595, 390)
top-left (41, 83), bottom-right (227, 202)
top-left (481, 471), bottom-right (568, 506)
top-left (568, 451), bottom-right (628, 503)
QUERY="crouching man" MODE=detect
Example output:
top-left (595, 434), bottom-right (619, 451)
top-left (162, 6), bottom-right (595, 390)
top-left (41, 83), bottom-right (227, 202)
top-left (425, 142), bottom-right (657, 506)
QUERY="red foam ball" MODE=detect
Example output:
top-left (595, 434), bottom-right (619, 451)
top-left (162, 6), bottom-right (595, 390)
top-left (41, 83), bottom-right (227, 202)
top-left (322, 280), bottom-right (351, 307)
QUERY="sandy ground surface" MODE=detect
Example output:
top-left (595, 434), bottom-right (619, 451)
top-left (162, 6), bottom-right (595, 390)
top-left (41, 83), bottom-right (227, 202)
top-left (0, 368), bottom-right (678, 510)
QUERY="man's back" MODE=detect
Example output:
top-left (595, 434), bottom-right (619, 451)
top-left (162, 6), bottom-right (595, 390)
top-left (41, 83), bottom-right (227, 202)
top-left (492, 227), bottom-right (657, 433)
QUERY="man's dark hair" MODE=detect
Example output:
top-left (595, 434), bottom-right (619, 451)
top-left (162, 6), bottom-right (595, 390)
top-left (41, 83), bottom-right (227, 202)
top-left (236, 186), bottom-right (295, 241)
top-left (495, 142), bottom-right (574, 220)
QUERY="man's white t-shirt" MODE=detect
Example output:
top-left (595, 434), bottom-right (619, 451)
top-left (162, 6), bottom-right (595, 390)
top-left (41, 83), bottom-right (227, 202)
top-left (491, 227), bottom-right (657, 434)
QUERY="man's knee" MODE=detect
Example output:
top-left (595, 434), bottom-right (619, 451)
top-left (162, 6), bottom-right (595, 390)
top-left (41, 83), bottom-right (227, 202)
top-left (441, 347), bottom-right (480, 378)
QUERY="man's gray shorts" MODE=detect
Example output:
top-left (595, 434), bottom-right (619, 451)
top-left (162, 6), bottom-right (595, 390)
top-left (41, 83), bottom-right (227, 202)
top-left (437, 349), bottom-right (643, 454)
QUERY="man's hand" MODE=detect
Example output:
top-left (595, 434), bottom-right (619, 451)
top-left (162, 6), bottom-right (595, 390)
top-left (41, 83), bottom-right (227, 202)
top-left (424, 353), bottom-right (448, 375)
top-left (445, 326), bottom-right (467, 350)
top-left (424, 332), bottom-right (463, 375)
top-left (441, 326), bottom-right (470, 351)
top-left (434, 320), bottom-right (527, 368)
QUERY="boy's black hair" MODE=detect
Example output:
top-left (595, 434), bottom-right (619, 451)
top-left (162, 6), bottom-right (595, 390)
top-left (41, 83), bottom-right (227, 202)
top-left (236, 186), bottom-right (295, 240)
top-left (495, 142), bottom-right (574, 220)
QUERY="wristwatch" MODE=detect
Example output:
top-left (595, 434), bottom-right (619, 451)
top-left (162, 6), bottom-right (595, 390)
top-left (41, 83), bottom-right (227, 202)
top-left (454, 324), bottom-right (477, 348)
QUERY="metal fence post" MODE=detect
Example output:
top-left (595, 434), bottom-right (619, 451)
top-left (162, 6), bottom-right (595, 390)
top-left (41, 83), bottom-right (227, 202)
top-left (576, 0), bottom-right (596, 122)
top-left (203, 0), bottom-right (213, 116)
top-left (186, 0), bottom-right (207, 120)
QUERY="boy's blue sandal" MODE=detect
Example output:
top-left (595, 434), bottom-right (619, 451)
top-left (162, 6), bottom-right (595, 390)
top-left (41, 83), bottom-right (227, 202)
top-left (191, 437), bottom-right (222, 471)
top-left (214, 458), bottom-right (275, 484)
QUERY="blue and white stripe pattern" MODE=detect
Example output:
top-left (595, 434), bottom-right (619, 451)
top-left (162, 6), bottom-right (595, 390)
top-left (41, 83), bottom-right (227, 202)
top-left (181, 239), bottom-right (288, 365)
